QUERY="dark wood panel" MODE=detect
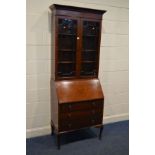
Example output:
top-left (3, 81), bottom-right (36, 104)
top-left (55, 10), bottom-right (103, 20)
top-left (50, 80), bottom-right (58, 130)
top-left (55, 79), bottom-right (104, 103)
top-left (50, 4), bottom-right (106, 19)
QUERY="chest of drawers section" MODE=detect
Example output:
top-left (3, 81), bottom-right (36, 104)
top-left (59, 100), bottom-right (103, 132)
top-left (51, 79), bottom-right (104, 149)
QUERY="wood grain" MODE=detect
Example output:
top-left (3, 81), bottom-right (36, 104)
top-left (55, 78), bottom-right (104, 103)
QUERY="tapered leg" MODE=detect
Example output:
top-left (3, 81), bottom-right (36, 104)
top-left (99, 125), bottom-right (103, 140)
top-left (51, 125), bottom-right (54, 135)
top-left (57, 134), bottom-right (61, 150)
top-left (51, 122), bottom-right (54, 135)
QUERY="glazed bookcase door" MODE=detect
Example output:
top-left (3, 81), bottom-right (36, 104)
top-left (80, 19), bottom-right (101, 77)
top-left (56, 17), bottom-right (78, 78)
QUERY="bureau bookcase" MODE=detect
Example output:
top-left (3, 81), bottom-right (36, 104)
top-left (50, 4), bottom-right (106, 149)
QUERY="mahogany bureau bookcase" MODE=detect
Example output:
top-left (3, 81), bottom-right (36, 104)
top-left (49, 4), bottom-right (106, 149)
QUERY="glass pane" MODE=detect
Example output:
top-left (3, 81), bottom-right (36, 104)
top-left (57, 63), bottom-right (76, 77)
top-left (83, 21), bottom-right (99, 36)
top-left (58, 35), bottom-right (76, 50)
top-left (82, 51), bottom-right (96, 61)
top-left (81, 63), bottom-right (96, 76)
top-left (58, 50), bottom-right (76, 61)
top-left (83, 36), bottom-right (97, 50)
top-left (59, 18), bottom-right (77, 35)
top-left (81, 21), bottom-right (100, 76)
top-left (57, 18), bottom-right (77, 78)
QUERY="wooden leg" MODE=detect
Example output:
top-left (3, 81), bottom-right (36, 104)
top-left (99, 125), bottom-right (103, 140)
top-left (51, 125), bottom-right (54, 135)
top-left (51, 121), bottom-right (54, 135)
top-left (57, 134), bottom-right (61, 150)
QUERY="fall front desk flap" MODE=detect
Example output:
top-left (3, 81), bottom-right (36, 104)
top-left (55, 78), bottom-right (104, 104)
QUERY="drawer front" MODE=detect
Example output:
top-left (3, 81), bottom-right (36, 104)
top-left (60, 100), bottom-right (103, 113)
top-left (60, 109), bottom-right (102, 121)
top-left (59, 116), bottom-right (102, 132)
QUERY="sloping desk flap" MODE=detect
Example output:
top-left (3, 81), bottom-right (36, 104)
top-left (55, 79), bottom-right (104, 104)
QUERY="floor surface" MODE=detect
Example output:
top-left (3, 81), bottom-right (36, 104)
top-left (26, 120), bottom-right (129, 155)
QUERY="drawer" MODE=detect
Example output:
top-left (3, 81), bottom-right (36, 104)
top-left (60, 109), bottom-right (103, 121)
top-left (59, 116), bottom-right (102, 132)
top-left (59, 100), bottom-right (103, 113)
